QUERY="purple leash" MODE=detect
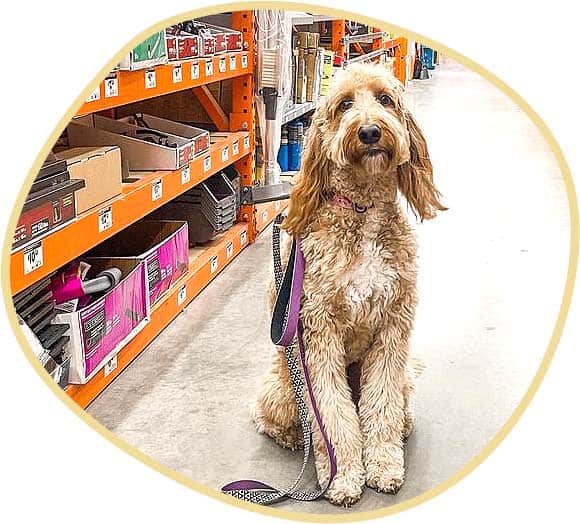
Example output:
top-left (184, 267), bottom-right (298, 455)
top-left (222, 214), bottom-right (337, 504)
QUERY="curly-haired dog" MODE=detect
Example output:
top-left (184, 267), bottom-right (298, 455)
top-left (252, 63), bottom-right (446, 506)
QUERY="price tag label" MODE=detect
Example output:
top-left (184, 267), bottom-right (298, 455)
top-left (210, 255), bottom-right (218, 274)
top-left (226, 241), bottom-right (234, 259)
top-left (191, 62), bottom-right (200, 79)
top-left (203, 156), bottom-right (211, 172)
top-left (219, 57), bottom-right (227, 73)
top-left (86, 86), bottom-right (100, 102)
top-left (243, 136), bottom-right (250, 150)
top-left (205, 60), bottom-right (213, 76)
top-left (172, 64), bottom-right (183, 83)
top-left (104, 77), bottom-right (118, 98)
top-left (98, 206), bottom-right (113, 232)
top-left (151, 180), bottom-right (163, 201)
top-left (275, 200), bottom-right (281, 211)
top-left (24, 242), bottom-right (43, 275)
top-left (145, 70), bottom-right (156, 89)
top-left (229, 55), bottom-right (236, 70)
top-left (240, 230), bottom-right (248, 246)
top-left (177, 285), bottom-right (187, 306)
top-left (181, 166), bottom-right (190, 185)
top-left (232, 140), bottom-right (239, 156)
top-left (241, 55), bottom-right (248, 69)
top-left (104, 354), bottom-right (118, 377)
top-left (221, 146), bottom-right (229, 163)
top-left (262, 210), bottom-right (268, 224)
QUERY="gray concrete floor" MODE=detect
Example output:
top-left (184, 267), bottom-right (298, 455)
top-left (88, 59), bottom-right (570, 515)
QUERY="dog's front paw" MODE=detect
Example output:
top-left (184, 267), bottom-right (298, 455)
top-left (365, 443), bottom-right (405, 494)
top-left (251, 400), bottom-right (303, 450)
top-left (324, 469), bottom-right (365, 507)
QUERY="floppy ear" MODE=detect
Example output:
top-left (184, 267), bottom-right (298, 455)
top-left (283, 116), bottom-right (330, 237)
top-left (397, 111), bottom-right (447, 220)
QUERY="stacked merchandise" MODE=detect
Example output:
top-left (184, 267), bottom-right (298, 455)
top-left (14, 276), bottom-right (71, 388)
top-left (278, 120), bottom-right (307, 172)
top-left (292, 32), bottom-right (325, 104)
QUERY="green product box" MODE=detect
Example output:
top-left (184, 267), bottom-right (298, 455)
top-left (119, 30), bottom-right (168, 71)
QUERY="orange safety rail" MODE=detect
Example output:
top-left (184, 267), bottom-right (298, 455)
top-left (255, 199), bottom-right (289, 234)
top-left (10, 132), bottom-right (251, 295)
top-left (66, 222), bottom-right (250, 408)
top-left (77, 51), bottom-right (251, 116)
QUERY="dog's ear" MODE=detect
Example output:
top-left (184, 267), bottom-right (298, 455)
top-left (283, 116), bottom-right (329, 237)
top-left (397, 111), bottom-right (447, 220)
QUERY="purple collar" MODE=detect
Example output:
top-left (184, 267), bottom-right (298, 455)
top-left (330, 194), bottom-right (371, 213)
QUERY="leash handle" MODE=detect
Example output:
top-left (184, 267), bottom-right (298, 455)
top-left (222, 214), bottom-right (336, 504)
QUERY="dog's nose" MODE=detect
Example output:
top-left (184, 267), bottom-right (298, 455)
top-left (358, 124), bottom-right (381, 145)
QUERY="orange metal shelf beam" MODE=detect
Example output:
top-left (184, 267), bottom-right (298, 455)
top-left (76, 51), bottom-right (251, 116)
top-left (66, 222), bottom-right (250, 408)
top-left (255, 199), bottom-right (289, 234)
top-left (10, 132), bottom-right (251, 295)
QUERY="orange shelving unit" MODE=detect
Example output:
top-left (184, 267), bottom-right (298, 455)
top-left (11, 11), bottom-right (265, 407)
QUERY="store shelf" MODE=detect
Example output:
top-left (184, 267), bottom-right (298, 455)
top-left (66, 222), bottom-right (250, 408)
top-left (255, 199), bottom-right (289, 234)
top-left (282, 101), bottom-right (317, 125)
top-left (10, 132), bottom-right (251, 295)
top-left (291, 13), bottom-right (339, 25)
top-left (77, 51), bottom-right (250, 116)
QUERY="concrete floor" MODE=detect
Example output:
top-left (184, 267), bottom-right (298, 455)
top-left (88, 59), bottom-right (570, 515)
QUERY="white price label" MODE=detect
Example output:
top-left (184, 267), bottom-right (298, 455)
top-left (104, 354), bottom-right (118, 377)
top-left (86, 86), bottom-right (100, 102)
top-left (221, 147), bottom-right (229, 163)
top-left (229, 55), bottom-right (236, 70)
top-left (243, 136), bottom-right (250, 150)
top-left (191, 62), bottom-right (200, 79)
top-left (172, 64), bottom-right (183, 83)
top-left (262, 210), bottom-right (268, 224)
top-left (181, 166), bottom-right (190, 185)
top-left (205, 60), bottom-right (213, 76)
top-left (241, 55), bottom-right (248, 69)
top-left (151, 180), bottom-right (163, 201)
top-left (232, 140), bottom-right (239, 156)
top-left (203, 156), bottom-right (211, 172)
top-left (210, 255), bottom-right (218, 274)
top-left (98, 206), bottom-right (113, 232)
top-left (24, 242), bottom-right (43, 275)
top-left (104, 77), bottom-right (118, 98)
top-left (177, 285), bottom-right (187, 306)
top-left (240, 230), bottom-right (248, 246)
top-left (219, 57), bottom-right (227, 73)
top-left (145, 70), bottom-right (156, 89)
top-left (275, 200), bottom-right (281, 211)
top-left (226, 241), bottom-right (234, 259)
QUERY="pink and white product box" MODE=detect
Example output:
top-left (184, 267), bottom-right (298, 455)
top-left (118, 113), bottom-right (210, 160)
top-left (68, 114), bottom-right (195, 171)
top-left (87, 220), bottom-right (189, 306)
top-left (55, 258), bottom-right (149, 384)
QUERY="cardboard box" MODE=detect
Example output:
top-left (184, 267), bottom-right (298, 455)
top-left (68, 114), bottom-right (193, 172)
top-left (56, 258), bottom-right (149, 384)
top-left (117, 114), bottom-right (210, 159)
top-left (305, 49), bottom-right (318, 102)
top-left (166, 29), bottom-right (201, 61)
top-left (295, 48), bottom-right (307, 103)
top-left (88, 220), bottom-right (189, 306)
top-left (54, 146), bottom-right (122, 214)
top-left (119, 31), bottom-right (168, 71)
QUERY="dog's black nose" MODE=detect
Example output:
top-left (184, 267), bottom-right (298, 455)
top-left (358, 124), bottom-right (381, 144)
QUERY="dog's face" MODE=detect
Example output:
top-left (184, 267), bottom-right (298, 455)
top-left (284, 63), bottom-right (446, 237)
top-left (322, 65), bottom-right (410, 175)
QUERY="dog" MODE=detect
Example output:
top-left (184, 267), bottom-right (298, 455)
top-left (252, 63), bottom-right (446, 506)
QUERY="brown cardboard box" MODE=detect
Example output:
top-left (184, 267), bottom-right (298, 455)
top-left (55, 146), bottom-right (122, 214)
top-left (305, 49), bottom-right (318, 102)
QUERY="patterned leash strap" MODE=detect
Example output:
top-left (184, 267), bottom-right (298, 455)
top-left (222, 214), bottom-right (337, 504)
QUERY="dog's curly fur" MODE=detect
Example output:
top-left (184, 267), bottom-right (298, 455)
top-left (252, 63), bottom-right (445, 506)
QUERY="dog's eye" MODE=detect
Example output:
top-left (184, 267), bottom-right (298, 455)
top-left (377, 93), bottom-right (393, 106)
top-left (339, 99), bottom-right (354, 112)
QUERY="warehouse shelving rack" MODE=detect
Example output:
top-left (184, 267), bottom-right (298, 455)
top-left (10, 11), bottom-right (287, 408)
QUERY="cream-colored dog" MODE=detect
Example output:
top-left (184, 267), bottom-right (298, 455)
top-left (252, 63), bottom-right (445, 506)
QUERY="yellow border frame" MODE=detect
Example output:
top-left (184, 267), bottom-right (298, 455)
top-left (2, 2), bottom-right (578, 522)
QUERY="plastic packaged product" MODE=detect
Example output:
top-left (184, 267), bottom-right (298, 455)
top-left (278, 126), bottom-right (289, 171)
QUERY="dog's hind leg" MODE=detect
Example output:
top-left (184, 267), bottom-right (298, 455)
top-left (251, 346), bottom-right (303, 450)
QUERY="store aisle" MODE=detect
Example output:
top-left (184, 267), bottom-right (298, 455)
top-left (88, 58), bottom-right (569, 515)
